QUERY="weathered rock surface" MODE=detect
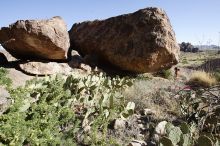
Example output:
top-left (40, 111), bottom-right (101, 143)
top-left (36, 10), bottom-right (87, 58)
top-left (8, 68), bottom-right (34, 87)
top-left (19, 61), bottom-right (73, 75)
top-left (69, 7), bottom-right (179, 73)
top-left (19, 60), bottom-right (92, 75)
top-left (0, 86), bottom-right (11, 115)
top-left (0, 16), bottom-right (70, 60)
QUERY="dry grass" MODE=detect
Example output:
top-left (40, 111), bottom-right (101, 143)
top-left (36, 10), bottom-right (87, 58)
top-left (123, 77), bottom-right (180, 120)
top-left (188, 70), bottom-right (217, 87)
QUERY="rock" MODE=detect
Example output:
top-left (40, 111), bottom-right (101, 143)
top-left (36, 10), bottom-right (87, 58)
top-left (154, 121), bottom-right (168, 142)
top-left (19, 61), bottom-right (73, 75)
top-left (69, 7), bottom-right (179, 73)
top-left (83, 54), bottom-right (99, 68)
top-left (155, 121), bottom-right (167, 135)
top-left (138, 124), bottom-right (144, 129)
top-left (0, 16), bottom-right (70, 60)
top-left (127, 140), bottom-right (147, 146)
top-left (141, 108), bottom-right (156, 116)
top-left (68, 51), bottom-right (92, 72)
top-left (114, 119), bottom-right (127, 130)
top-left (0, 86), bottom-right (11, 115)
top-left (0, 52), bottom-right (8, 64)
top-left (8, 68), bottom-right (33, 88)
top-left (83, 125), bottom-right (91, 133)
top-left (79, 63), bottom-right (92, 72)
top-left (0, 49), bottom-right (17, 62)
top-left (68, 50), bottom-right (83, 68)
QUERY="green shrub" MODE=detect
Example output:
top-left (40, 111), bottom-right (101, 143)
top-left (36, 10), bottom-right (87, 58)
top-left (0, 67), bottom-right (12, 88)
top-left (157, 82), bottom-right (220, 145)
top-left (155, 69), bottom-right (172, 79)
top-left (159, 122), bottom-right (220, 146)
top-left (214, 68), bottom-right (220, 82)
top-left (0, 73), bottom-right (134, 145)
top-left (182, 57), bottom-right (188, 64)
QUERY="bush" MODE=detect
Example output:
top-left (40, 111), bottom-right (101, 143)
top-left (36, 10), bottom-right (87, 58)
top-left (0, 67), bottom-right (12, 88)
top-left (158, 84), bottom-right (220, 146)
top-left (182, 57), bottom-right (188, 64)
top-left (187, 70), bottom-right (217, 87)
top-left (155, 69), bottom-right (173, 79)
top-left (214, 68), bottom-right (220, 82)
top-left (0, 73), bottom-right (134, 145)
top-left (161, 69), bottom-right (172, 79)
top-left (123, 77), bottom-right (179, 119)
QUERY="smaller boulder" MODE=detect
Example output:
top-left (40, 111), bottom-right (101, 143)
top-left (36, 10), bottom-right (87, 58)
top-left (19, 61), bottom-right (73, 75)
top-left (79, 63), bottom-right (92, 72)
top-left (68, 50), bottom-right (83, 68)
top-left (0, 16), bottom-right (70, 60)
top-left (141, 108), bottom-right (156, 116)
top-left (114, 119), bottom-right (127, 130)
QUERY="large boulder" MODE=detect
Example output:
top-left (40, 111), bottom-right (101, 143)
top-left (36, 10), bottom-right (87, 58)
top-left (69, 7), bottom-right (179, 73)
top-left (0, 16), bottom-right (70, 60)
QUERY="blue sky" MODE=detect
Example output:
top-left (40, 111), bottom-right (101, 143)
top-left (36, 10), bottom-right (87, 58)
top-left (0, 0), bottom-right (220, 45)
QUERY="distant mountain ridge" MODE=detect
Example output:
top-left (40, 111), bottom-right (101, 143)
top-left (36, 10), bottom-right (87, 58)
top-left (194, 44), bottom-right (219, 50)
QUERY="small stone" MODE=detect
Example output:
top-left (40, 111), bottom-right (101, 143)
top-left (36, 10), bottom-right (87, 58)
top-left (79, 63), bottom-right (92, 72)
top-left (83, 125), bottom-right (91, 133)
top-left (133, 114), bottom-right (141, 119)
top-left (114, 119), bottom-right (126, 130)
top-left (127, 140), bottom-right (147, 146)
top-left (191, 93), bottom-right (196, 98)
top-left (155, 121), bottom-right (167, 135)
top-left (153, 134), bottom-right (160, 142)
top-left (138, 124), bottom-right (144, 129)
top-left (143, 108), bottom-right (156, 115)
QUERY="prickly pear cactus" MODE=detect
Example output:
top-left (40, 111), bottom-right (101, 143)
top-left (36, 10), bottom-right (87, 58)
top-left (160, 137), bottom-right (174, 146)
top-left (197, 135), bottom-right (213, 146)
top-left (168, 126), bottom-right (182, 145)
top-left (179, 134), bottom-right (192, 146)
top-left (165, 122), bottom-right (175, 134)
top-left (180, 122), bottom-right (190, 134)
